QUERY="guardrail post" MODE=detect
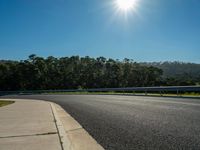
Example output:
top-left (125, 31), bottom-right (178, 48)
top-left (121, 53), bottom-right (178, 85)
top-left (177, 90), bottom-right (179, 96)
top-left (159, 91), bottom-right (162, 96)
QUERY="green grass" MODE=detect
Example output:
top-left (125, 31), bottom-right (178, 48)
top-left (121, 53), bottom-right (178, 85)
top-left (0, 101), bottom-right (14, 107)
top-left (44, 91), bottom-right (116, 95)
top-left (43, 91), bottom-right (200, 98)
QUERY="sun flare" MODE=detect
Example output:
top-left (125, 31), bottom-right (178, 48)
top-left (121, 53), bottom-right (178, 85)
top-left (116, 0), bottom-right (137, 11)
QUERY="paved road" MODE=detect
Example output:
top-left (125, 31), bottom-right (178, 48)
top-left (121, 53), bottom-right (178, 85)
top-left (2, 95), bottom-right (200, 150)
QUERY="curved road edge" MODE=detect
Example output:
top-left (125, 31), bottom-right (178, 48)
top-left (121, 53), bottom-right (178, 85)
top-left (50, 101), bottom-right (104, 150)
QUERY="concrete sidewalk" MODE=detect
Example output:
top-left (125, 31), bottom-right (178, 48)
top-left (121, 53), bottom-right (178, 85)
top-left (0, 99), bottom-right (104, 150)
top-left (0, 100), bottom-right (62, 150)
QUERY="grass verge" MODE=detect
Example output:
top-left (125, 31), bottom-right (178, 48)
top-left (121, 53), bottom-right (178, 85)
top-left (0, 100), bottom-right (14, 107)
top-left (43, 91), bottom-right (200, 98)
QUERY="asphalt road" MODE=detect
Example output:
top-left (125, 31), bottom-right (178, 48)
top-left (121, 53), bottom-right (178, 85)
top-left (2, 95), bottom-right (200, 150)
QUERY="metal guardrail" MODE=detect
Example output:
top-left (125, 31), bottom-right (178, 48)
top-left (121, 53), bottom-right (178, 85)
top-left (0, 86), bottom-right (200, 95)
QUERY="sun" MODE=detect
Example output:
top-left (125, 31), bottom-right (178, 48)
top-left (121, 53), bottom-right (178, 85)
top-left (116, 0), bottom-right (137, 11)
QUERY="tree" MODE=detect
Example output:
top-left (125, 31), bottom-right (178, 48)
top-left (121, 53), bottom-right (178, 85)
top-left (0, 54), bottom-right (170, 91)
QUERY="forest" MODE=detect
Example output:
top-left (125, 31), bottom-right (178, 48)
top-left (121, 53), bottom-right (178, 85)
top-left (0, 54), bottom-right (199, 91)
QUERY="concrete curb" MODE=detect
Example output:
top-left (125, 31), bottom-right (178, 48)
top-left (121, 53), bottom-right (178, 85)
top-left (50, 103), bottom-right (71, 150)
top-left (51, 102), bottom-right (104, 150)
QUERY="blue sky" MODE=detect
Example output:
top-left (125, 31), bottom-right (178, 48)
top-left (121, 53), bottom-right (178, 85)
top-left (0, 0), bottom-right (200, 62)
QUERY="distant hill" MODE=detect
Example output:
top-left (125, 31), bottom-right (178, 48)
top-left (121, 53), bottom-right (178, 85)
top-left (141, 62), bottom-right (200, 85)
top-left (141, 62), bottom-right (200, 77)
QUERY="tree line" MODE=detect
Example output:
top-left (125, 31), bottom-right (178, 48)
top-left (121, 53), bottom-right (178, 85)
top-left (0, 55), bottom-right (199, 91)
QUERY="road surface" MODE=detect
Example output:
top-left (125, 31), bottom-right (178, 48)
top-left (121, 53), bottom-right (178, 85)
top-left (2, 95), bottom-right (200, 150)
